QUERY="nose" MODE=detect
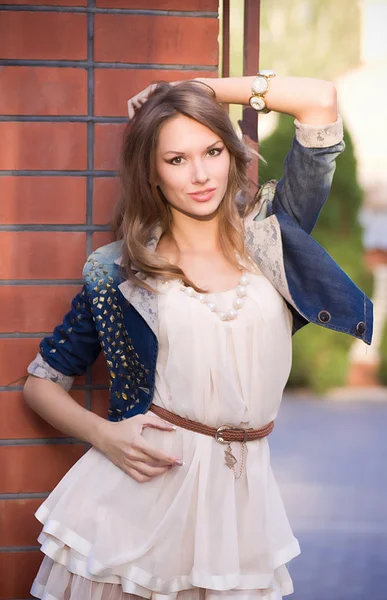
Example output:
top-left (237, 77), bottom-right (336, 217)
top-left (191, 159), bottom-right (209, 185)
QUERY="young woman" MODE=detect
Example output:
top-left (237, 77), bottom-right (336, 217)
top-left (24, 75), bottom-right (373, 600)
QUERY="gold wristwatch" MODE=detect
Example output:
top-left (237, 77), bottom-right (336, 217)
top-left (249, 70), bottom-right (276, 113)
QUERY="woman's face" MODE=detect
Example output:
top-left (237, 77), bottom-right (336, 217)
top-left (155, 114), bottom-right (231, 219)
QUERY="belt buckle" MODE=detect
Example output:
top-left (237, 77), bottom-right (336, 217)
top-left (215, 424), bottom-right (248, 444)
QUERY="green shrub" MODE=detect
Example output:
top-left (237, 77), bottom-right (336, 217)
top-left (258, 114), bottom-right (373, 393)
top-left (380, 324), bottom-right (387, 386)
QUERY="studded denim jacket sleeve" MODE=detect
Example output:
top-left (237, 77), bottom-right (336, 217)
top-left (27, 283), bottom-right (102, 391)
top-left (271, 116), bottom-right (345, 234)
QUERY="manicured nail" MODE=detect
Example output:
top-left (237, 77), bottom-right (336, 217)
top-left (174, 459), bottom-right (184, 466)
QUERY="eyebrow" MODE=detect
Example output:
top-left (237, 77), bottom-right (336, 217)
top-left (162, 139), bottom-right (223, 156)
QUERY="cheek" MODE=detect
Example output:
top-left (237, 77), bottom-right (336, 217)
top-left (214, 155), bottom-right (230, 186)
top-left (157, 166), bottom-right (191, 195)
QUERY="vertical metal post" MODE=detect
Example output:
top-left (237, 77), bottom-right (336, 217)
top-left (222, 0), bottom-right (230, 78)
top-left (243, 0), bottom-right (260, 76)
top-left (239, 0), bottom-right (260, 186)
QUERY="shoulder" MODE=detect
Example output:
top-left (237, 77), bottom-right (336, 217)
top-left (243, 180), bottom-right (277, 224)
top-left (82, 240), bottom-right (123, 281)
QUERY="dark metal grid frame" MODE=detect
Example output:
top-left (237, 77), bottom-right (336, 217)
top-left (0, 5), bottom-right (217, 17)
top-left (0, 0), bottom-right (223, 578)
top-left (0, 0), bottom-right (262, 579)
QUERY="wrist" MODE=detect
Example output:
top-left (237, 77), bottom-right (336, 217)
top-left (89, 416), bottom-right (114, 451)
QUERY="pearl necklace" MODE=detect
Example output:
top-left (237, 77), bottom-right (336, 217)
top-left (180, 271), bottom-right (250, 321)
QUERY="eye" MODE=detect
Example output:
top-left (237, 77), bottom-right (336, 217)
top-left (168, 156), bottom-right (185, 165)
top-left (208, 147), bottom-right (223, 157)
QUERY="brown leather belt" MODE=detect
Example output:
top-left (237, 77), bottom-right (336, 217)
top-left (149, 403), bottom-right (274, 443)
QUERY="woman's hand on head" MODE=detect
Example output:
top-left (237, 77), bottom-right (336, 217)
top-left (97, 413), bottom-right (183, 482)
top-left (127, 83), bottom-right (157, 119)
top-left (127, 81), bottom-right (181, 119)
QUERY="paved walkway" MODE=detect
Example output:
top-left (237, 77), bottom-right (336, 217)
top-left (270, 395), bottom-right (387, 600)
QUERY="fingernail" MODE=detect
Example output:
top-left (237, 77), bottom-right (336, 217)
top-left (174, 459), bottom-right (184, 466)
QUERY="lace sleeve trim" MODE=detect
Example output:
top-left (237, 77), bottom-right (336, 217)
top-left (27, 353), bottom-right (74, 391)
top-left (294, 115), bottom-right (343, 148)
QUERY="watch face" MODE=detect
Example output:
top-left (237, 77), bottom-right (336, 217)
top-left (251, 77), bottom-right (268, 95)
top-left (259, 69), bottom-right (276, 78)
top-left (249, 95), bottom-right (266, 111)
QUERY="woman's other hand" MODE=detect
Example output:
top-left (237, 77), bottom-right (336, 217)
top-left (97, 413), bottom-right (183, 482)
top-left (127, 84), bottom-right (157, 119)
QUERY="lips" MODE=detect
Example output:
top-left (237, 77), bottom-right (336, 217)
top-left (188, 188), bottom-right (216, 202)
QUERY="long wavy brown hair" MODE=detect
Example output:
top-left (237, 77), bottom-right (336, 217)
top-left (113, 80), bottom-right (257, 291)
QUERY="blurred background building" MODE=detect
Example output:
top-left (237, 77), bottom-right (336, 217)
top-left (338, 0), bottom-right (387, 389)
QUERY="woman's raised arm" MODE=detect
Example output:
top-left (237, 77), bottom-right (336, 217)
top-left (196, 75), bottom-right (338, 125)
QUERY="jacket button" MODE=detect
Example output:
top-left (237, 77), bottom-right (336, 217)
top-left (356, 321), bottom-right (366, 335)
top-left (318, 310), bottom-right (331, 324)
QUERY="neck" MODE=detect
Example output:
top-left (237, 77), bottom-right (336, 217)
top-left (168, 208), bottom-right (221, 254)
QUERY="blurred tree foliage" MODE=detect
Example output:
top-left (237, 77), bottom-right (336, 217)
top-left (259, 0), bottom-right (361, 80)
top-left (227, 0), bottom-right (386, 390)
top-left (258, 114), bottom-right (374, 393)
top-left (380, 328), bottom-right (387, 386)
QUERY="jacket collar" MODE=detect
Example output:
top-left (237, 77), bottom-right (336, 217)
top-left (116, 224), bottom-right (162, 335)
top-left (116, 185), bottom-right (296, 336)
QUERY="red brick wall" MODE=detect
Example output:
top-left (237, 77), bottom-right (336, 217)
top-left (0, 1), bottom-right (218, 597)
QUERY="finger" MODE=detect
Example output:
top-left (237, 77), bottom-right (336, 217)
top-left (138, 96), bottom-right (149, 105)
top-left (135, 437), bottom-right (183, 466)
top-left (132, 462), bottom-right (172, 478)
top-left (141, 415), bottom-right (177, 432)
top-left (126, 467), bottom-right (152, 483)
top-left (126, 448), bottom-right (170, 467)
top-left (127, 100), bottom-right (135, 120)
top-left (142, 83), bottom-right (156, 99)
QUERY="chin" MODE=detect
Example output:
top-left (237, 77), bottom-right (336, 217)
top-left (168, 193), bottom-right (225, 220)
top-left (187, 201), bottom-right (222, 219)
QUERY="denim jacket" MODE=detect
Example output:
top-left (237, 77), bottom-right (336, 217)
top-left (28, 117), bottom-right (373, 421)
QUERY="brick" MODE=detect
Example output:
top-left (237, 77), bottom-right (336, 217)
top-left (0, 498), bottom-right (43, 547)
top-left (0, 232), bottom-right (86, 280)
top-left (0, 338), bottom-right (86, 388)
top-left (0, 0), bottom-right (86, 4)
top-left (0, 12), bottom-right (87, 60)
top-left (0, 338), bottom-right (44, 387)
top-left (0, 122), bottom-right (87, 170)
top-left (93, 177), bottom-right (119, 224)
top-left (0, 391), bottom-right (86, 440)
top-left (91, 352), bottom-right (110, 385)
top-left (0, 444), bottom-right (84, 493)
top-left (0, 177), bottom-right (86, 225)
top-left (91, 389), bottom-right (110, 418)
top-left (97, 0), bottom-right (218, 7)
top-left (94, 15), bottom-right (218, 66)
top-left (94, 123), bottom-right (127, 171)
top-left (0, 67), bottom-right (87, 116)
top-left (0, 550), bottom-right (42, 599)
top-left (95, 69), bottom-right (217, 117)
top-left (91, 231), bottom-right (115, 251)
top-left (0, 285), bottom-right (82, 333)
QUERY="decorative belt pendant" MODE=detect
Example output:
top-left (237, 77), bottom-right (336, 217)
top-left (224, 443), bottom-right (238, 469)
top-left (224, 442), bottom-right (246, 479)
top-left (215, 425), bottom-right (247, 479)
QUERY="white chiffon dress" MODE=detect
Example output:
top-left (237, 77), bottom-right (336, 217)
top-left (30, 269), bottom-right (301, 600)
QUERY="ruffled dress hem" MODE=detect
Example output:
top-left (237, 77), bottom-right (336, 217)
top-left (31, 510), bottom-right (300, 599)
